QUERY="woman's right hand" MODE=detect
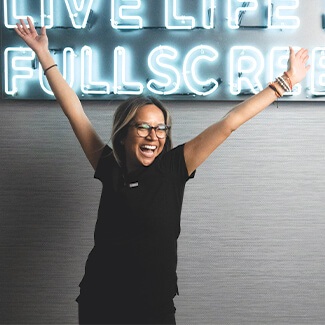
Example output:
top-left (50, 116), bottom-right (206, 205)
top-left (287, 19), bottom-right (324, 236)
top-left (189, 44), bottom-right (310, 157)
top-left (15, 17), bottom-right (48, 54)
top-left (15, 16), bottom-right (105, 170)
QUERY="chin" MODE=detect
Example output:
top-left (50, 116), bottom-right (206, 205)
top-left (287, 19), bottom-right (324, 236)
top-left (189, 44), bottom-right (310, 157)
top-left (141, 159), bottom-right (155, 167)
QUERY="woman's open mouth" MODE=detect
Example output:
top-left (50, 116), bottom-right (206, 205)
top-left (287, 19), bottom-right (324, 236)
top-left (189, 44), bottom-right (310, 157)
top-left (140, 144), bottom-right (157, 157)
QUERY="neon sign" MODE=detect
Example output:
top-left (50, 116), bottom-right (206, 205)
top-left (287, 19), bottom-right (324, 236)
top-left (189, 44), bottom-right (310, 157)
top-left (229, 46), bottom-right (264, 95)
top-left (311, 48), bottom-right (325, 96)
top-left (111, 0), bottom-right (143, 30)
top-left (1, 0), bottom-right (324, 100)
top-left (147, 46), bottom-right (180, 95)
top-left (183, 45), bottom-right (219, 96)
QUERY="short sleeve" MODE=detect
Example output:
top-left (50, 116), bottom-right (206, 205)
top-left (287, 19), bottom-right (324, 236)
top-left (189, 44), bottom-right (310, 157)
top-left (94, 145), bottom-right (113, 183)
top-left (158, 144), bottom-right (195, 183)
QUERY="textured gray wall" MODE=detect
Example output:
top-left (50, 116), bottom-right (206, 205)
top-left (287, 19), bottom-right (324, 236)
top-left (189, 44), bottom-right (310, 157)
top-left (0, 99), bottom-right (324, 324)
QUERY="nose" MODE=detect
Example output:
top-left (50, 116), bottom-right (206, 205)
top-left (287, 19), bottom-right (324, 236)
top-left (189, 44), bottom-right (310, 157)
top-left (147, 128), bottom-right (158, 140)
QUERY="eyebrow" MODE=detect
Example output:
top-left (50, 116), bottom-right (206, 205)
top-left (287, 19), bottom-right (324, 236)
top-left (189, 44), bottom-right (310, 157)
top-left (135, 121), bottom-right (166, 125)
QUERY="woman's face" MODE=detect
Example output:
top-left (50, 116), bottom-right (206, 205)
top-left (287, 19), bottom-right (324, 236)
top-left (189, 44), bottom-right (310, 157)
top-left (123, 104), bottom-right (167, 172)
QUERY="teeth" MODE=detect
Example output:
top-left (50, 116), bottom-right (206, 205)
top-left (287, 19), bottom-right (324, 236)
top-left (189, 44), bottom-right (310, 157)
top-left (142, 145), bottom-right (156, 150)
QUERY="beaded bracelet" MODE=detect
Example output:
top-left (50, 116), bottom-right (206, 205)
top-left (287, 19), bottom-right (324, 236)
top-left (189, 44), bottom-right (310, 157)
top-left (44, 64), bottom-right (57, 76)
top-left (283, 71), bottom-right (293, 90)
top-left (276, 76), bottom-right (291, 92)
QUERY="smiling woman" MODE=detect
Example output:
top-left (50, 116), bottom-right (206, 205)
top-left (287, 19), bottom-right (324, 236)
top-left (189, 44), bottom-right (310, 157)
top-left (123, 104), bottom-right (168, 171)
top-left (77, 97), bottom-right (188, 324)
top-left (110, 96), bottom-right (173, 169)
top-left (13, 15), bottom-right (310, 325)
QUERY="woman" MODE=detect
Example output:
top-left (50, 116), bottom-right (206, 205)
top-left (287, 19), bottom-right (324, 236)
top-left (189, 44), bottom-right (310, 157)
top-left (15, 17), bottom-right (310, 324)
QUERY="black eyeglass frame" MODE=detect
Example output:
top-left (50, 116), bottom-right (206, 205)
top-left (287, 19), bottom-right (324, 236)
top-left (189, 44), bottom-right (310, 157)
top-left (131, 123), bottom-right (171, 139)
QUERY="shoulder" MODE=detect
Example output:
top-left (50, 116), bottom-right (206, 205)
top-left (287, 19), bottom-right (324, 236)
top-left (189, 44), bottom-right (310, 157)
top-left (94, 145), bottom-right (117, 181)
top-left (158, 144), bottom-right (185, 164)
top-left (157, 144), bottom-right (195, 180)
top-left (101, 145), bottom-right (113, 158)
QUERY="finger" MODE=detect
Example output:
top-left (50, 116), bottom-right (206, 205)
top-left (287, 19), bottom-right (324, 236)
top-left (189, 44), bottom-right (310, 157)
top-left (299, 50), bottom-right (309, 61)
top-left (288, 46), bottom-right (293, 56)
top-left (294, 47), bottom-right (303, 57)
top-left (301, 53), bottom-right (309, 61)
top-left (288, 46), bottom-right (295, 62)
top-left (16, 20), bottom-right (24, 31)
top-left (27, 16), bottom-right (37, 34)
top-left (302, 49), bottom-right (309, 57)
top-left (40, 26), bottom-right (47, 36)
top-left (299, 48), bottom-right (307, 55)
top-left (296, 48), bottom-right (308, 59)
top-left (19, 19), bottom-right (30, 34)
top-left (14, 23), bottom-right (23, 36)
top-left (15, 21), bottom-right (27, 36)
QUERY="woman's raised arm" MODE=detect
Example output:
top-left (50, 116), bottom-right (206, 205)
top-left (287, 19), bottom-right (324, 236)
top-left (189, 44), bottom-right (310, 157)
top-left (15, 17), bottom-right (105, 170)
top-left (184, 46), bottom-right (310, 176)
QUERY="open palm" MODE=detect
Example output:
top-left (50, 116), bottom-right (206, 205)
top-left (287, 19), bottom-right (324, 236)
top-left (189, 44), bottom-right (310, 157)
top-left (287, 46), bottom-right (310, 85)
top-left (15, 16), bottom-right (48, 54)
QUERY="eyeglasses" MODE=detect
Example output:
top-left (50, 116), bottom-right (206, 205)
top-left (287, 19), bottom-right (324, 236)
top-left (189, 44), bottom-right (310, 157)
top-left (132, 123), bottom-right (170, 139)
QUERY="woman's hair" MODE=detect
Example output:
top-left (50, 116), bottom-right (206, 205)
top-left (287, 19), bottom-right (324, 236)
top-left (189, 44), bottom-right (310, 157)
top-left (111, 95), bottom-right (172, 166)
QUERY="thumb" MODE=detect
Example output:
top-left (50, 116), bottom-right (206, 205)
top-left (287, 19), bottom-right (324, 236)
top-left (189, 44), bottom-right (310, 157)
top-left (287, 46), bottom-right (294, 71)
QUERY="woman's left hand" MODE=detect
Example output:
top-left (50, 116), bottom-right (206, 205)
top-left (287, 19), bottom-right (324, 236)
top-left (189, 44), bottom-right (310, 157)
top-left (286, 46), bottom-right (310, 86)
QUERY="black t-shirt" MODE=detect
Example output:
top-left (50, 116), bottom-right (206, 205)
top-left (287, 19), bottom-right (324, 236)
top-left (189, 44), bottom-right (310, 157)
top-left (79, 144), bottom-right (194, 307)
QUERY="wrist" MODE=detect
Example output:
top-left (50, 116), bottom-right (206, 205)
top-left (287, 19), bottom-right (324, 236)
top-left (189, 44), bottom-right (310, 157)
top-left (36, 49), bottom-right (56, 69)
top-left (284, 71), bottom-right (296, 88)
top-left (268, 71), bottom-right (294, 98)
top-left (269, 81), bottom-right (284, 98)
top-left (35, 47), bottom-right (51, 60)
